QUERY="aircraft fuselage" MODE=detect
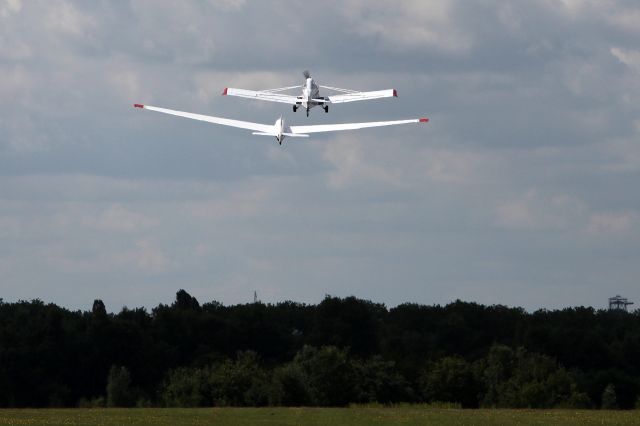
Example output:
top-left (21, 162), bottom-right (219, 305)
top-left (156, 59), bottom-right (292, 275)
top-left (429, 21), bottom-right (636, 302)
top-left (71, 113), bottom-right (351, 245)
top-left (275, 117), bottom-right (285, 144)
top-left (295, 77), bottom-right (328, 116)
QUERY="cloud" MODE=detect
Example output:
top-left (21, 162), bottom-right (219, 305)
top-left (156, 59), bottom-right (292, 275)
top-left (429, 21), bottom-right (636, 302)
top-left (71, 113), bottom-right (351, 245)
top-left (587, 211), bottom-right (640, 236)
top-left (340, 0), bottom-right (471, 54)
top-left (611, 47), bottom-right (640, 72)
top-left (555, 0), bottom-right (599, 16)
top-left (607, 7), bottom-right (640, 34)
top-left (496, 190), bottom-right (587, 231)
top-left (206, 0), bottom-right (246, 11)
top-left (45, 1), bottom-right (95, 37)
top-left (1, 1), bottom-right (639, 311)
top-left (0, 0), bottom-right (21, 17)
top-left (320, 131), bottom-right (498, 191)
top-left (129, 239), bottom-right (170, 274)
top-left (86, 204), bottom-right (159, 233)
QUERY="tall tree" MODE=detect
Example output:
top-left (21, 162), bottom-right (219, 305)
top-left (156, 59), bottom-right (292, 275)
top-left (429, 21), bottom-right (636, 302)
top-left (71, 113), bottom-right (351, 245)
top-left (106, 366), bottom-right (134, 407)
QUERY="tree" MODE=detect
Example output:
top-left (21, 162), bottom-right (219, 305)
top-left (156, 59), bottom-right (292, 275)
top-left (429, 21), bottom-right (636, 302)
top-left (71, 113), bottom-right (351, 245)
top-left (601, 383), bottom-right (617, 409)
top-left (174, 290), bottom-right (200, 310)
top-left (478, 345), bottom-right (585, 408)
top-left (161, 367), bottom-right (210, 407)
top-left (106, 366), bottom-right (134, 407)
top-left (292, 345), bottom-right (357, 406)
top-left (420, 356), bottom-right (479, 408)
top-left (268, 364), bottom-right (311, 406)
top-left (480, 344), bottom-right (515, 407)
top-left (355, 355), bottom-right (415, 404)
top-left (562, 387), bottom-right (591, 409)
top-left (310, 296), bottom-right (385, 357)
top-left (1, 293), bottom-right (640, 408)
top-left (209, 351), bottom-right (269, 406)
top-left (92, 300), bottom-right (107, 317)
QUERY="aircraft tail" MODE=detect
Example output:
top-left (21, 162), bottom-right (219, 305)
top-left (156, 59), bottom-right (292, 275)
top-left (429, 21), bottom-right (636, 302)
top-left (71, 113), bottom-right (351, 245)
top-left (252, 132), bottom-right (308, 138)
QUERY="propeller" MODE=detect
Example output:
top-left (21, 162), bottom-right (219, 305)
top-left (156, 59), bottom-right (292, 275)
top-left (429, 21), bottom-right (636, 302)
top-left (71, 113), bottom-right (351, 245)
top-left (303, 70), bottom-right (311, 79)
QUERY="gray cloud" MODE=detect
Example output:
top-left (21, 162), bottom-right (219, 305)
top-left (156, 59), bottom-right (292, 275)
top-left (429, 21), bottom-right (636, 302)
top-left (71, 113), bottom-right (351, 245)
top-left (0, 0), bottom-right (639, 311)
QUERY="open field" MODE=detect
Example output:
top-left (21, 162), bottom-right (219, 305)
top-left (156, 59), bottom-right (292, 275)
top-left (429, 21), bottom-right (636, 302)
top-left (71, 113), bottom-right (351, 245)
top-left (0, 407), bottom-right (638, 426)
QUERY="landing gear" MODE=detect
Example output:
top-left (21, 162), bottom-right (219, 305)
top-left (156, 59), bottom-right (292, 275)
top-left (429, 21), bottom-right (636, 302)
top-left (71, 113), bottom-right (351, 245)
top-left (306, 108), bottom-right (309, 117)
top-left (293, 105), bottom-right (297, 112)
top-left (323, 105), bottom-right (329, 113)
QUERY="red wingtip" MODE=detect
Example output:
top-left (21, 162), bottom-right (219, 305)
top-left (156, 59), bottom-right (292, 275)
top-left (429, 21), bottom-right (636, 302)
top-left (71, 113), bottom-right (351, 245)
top-left (222, 87), bottom-right (228, 95)
top-left (393, 89), bottom-right (398, 97)
top-left (419, 118), bottom-right (429, 123)
top-left (134, 103), bottom-right (144, 108)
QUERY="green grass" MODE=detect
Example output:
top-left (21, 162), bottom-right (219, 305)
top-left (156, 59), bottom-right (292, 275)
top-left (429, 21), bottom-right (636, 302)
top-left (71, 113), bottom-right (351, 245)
top-left (0, 407), bottom-right (637, 426)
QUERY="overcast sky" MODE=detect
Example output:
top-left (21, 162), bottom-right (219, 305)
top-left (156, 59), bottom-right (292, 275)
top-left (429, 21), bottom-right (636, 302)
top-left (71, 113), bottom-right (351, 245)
top-left (1, 0), bottom-right (639, 312)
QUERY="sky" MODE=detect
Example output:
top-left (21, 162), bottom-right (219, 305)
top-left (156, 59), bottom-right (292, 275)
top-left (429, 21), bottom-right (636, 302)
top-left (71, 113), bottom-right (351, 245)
top-left (1, 0), bottom-right (639, 312)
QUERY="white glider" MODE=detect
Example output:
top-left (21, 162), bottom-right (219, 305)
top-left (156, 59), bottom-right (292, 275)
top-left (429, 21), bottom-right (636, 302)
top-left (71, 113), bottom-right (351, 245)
top-left (222, 70), bottom-right (397, 117)
top-left (133, 104), bottom-right (428, 145)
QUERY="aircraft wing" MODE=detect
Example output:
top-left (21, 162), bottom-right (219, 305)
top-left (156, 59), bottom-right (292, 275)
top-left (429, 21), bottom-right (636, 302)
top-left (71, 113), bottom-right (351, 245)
top-left (290, 117), bottom-right (428, 135)
top-left (133, 104), bottom-right (274, 133)
top-left (222, 87), bottom-right (299, 105)
top-left (325, 89), bottom-right (397, 104)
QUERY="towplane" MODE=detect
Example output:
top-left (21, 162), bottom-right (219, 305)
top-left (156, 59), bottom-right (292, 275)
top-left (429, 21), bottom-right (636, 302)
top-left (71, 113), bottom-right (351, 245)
top-left (222, 71), bottom-right (397, 117)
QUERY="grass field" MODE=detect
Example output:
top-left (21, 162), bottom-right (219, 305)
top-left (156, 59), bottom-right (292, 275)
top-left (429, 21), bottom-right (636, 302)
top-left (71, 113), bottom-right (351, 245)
top-left (0, 407), bottom-right (638, 426)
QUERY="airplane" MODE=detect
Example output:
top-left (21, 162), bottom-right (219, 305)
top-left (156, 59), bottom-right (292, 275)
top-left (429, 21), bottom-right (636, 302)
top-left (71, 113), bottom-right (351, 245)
top-left (133, 103), bottom-right (428, 145)
top-left (221, 71), bottom-right (397, 117)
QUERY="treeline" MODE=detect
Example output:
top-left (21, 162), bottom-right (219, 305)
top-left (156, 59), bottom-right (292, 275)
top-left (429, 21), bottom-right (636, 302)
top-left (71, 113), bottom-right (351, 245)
top-left (0, 290), bottom-right (639, 409)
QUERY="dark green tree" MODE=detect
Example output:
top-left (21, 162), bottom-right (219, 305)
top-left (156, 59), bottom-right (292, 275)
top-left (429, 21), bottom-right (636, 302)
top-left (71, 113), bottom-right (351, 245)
top-left (601, 383), bottom-right (617, 409)
top-left (292, 345), bottom-right (357, 406)
top-left (92, 300), bottom-right (107, 317)
top-left (106, 366), bottom-right (134, 407)
top-left (420, 356), bottom-right (480, 407)
top-left (161, 367), bottom-right (210, 407)
top-left (268, 363), bottom-right (311, 406)
top-left (174, 290), bottom-right (200, 310)
top-left (355, 355), bottom-right (414, 404)
top-left (209, 351), bottom-right (269, 406)
top-left (1, 293), bottom-right (640, 408)
top-left (478, 345), bottom-right (586, 408)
